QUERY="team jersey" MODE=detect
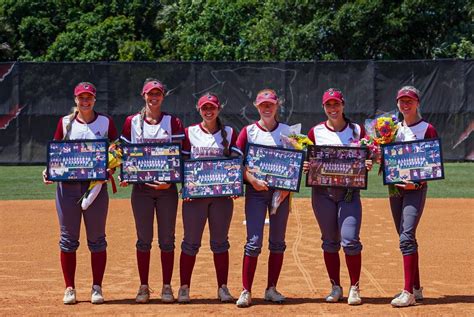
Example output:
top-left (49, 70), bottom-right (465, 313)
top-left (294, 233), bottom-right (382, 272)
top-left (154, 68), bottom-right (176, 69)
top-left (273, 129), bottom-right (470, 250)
top-left (236, 121), bottom-right (291, 151)
top-left (182, 123), bottom-right (242, 158)
top-left (120, 111), bottom-right (184, 143)
top-left (308, 121), bottom-right (365, 146)
top-left (395, 120), bottom-right (438, 141)
top-left (53, 112), bottom-right (118, 141)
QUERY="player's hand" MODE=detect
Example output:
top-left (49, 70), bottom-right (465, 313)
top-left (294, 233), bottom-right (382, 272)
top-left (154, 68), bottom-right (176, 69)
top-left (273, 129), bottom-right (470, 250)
top-left (107, 168), bottom-right (116, 175)
top-left (183, 197), bottom-right (193, 202)
top-left (365, 159), bottom-right (373, 171)
top-left (229, 195), bottom-right (239, 200)
top-left (117, 175), bottom-right (129, 187)
top-left (42, 169), bottom-right (53, 185)
top-left (395, 180), bottom-right (419, 190)
top-left (252, 179), bottom-right (268, 191)
top-left (145, 181), bottom-right (171, 190)
top-left (302, 161), bottom-right (310, 174)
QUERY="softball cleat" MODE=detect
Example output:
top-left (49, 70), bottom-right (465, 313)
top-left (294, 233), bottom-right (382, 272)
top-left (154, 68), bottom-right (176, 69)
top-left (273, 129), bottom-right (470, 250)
top-left (326, 285), bottom-right (343, 303)
top-left (236, 289), bottom-right (252, 308)
top-left (177, 285), bottom-right (190, 303)
top-left (391, 290), bottom-right (416, 307)
top-left (63, 287), bottom-right (76, 305)
top-left (217, 285), bottom-right (234, 302)
top-left (135, 284), bottom-right (152, 303)
top-left (91, 285), bottom-right (104, 304)
top-left (161, 284), bottom-right (175, 303)
top-left (264, 286), bottom-right (286, 303)
top-left (347, 284), bottom-right (362, 305)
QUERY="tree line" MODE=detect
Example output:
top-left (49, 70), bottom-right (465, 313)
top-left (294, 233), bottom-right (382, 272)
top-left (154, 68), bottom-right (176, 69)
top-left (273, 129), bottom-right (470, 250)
top-left (0, 0), bottom-right (472, 62)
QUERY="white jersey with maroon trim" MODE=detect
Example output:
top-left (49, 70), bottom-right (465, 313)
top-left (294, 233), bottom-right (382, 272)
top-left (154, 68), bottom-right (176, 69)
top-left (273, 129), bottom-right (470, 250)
top-left (53, 112), bottom-right (118, 141)
top-left (308, 121), bottom-right (365, 146)
top-left (395, 120), bottom-right (438, 141)
top-left (120, 112), bottom-right (184, 143)
top-left (182, 123), bottom-right (242, 158)
top-left (236, 121), bottom-right (290, 151)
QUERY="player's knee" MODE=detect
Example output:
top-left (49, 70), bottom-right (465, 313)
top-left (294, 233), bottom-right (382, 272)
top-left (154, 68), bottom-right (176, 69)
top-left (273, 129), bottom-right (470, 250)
top-left (210, 240), bottom-right (230, 253)
top-left (87, 236), bottom-right (107, 252)
top-left (269, 240), bottom-right (286, 253)
top-left (136, 240), bottom-right (152, 251)
top-left (322, 240), bottom-right (341, 253)
top-left (159, 240), bottom-right (175, 252)
top-left (59, 238), bottom-right (80, 252)
top-left (181, 240), bottom-right (201, 256)
top-left (399, 236), bottom-right (418, 255)
top-left (244, 238), bottom-right (262, 257)
top-left (342, 241), bottom-right (363, 255)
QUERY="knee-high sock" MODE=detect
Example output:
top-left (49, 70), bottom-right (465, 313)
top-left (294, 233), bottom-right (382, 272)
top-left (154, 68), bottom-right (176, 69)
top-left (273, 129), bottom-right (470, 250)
top-left (323, 251), bottom-right (340, 286)
top-left (91, 250), bottom-right (107, 286)
top-left (267, 252), bottom-right (284, 289)
top-left (403, 253), bottom-right (417, 292)
top-left (136, 250), bottom-right (150, 285)
top-left (242, 255), bottom-right (258, 292)
top-left (345, 253), bottom-right (361, 286)
top-left (213, 251), bottom-right (229, 287)
top-left (180, 252), bottom-right (196, 287)
top-left (161, 250), bottom-right (174, 285)
top-left (414, 252), bottom-right (421, 289)
top-left (60, 251), bottom-right (76, 288)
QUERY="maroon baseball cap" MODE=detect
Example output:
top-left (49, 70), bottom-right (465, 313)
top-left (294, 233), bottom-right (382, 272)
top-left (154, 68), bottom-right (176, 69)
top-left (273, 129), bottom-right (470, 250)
top-left (397, 86), bottom-right (420, 101)
top-left (197, 93), bottom-right (221, 108)
top-left (142, 80), bottom-right (165, 95)
top-left (322, 88), bottom-right (344, 104)
top-left (255, 90), bottom-right (278, 106)
top-left (74, 82), bottom-right (96, 96)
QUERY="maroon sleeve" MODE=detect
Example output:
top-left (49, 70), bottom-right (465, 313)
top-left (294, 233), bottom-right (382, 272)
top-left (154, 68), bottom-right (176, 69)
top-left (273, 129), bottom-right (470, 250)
top-left (107, 117), bottom-right (118, 141)
top-left (182, 127), bottom-right (191, 154)
top-left (424, 124), bottom-right (438, 139)
top-left (308, 126), bottom-right (315, 144)
top-left (236, 126), bottom-right (248, 152)
top-left (120, 115), bottom-right (133, 142)
top-left (53, 117), bottom-right (64, 140)
top-left (359, 123), bottom-right (366, 139)
top-left (171, 116), bottom-right (185, 139)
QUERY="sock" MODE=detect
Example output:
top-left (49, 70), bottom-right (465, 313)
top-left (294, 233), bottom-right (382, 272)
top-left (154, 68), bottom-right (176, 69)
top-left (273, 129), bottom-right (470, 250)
top-left (136, 250), bottom-right (150, 285)
top-left (60, 251), bottom-right (76, 288)
top-left (345, 253), bottom-right (361, 286)
top-left (403, 253), bottom-right (417, 292)
top-left (213, 251), bottom-right (229, 287)
top-left (242, 255), bottom-right (258, 292)
top-left (180, 252), bottom-right (196, 287)
top-left (267, 252), bottom-right (284, 289)
top-left (91, 250), bottom-right (107, 286)
top-left (323, 251), bottom-right (341, 286)
top-left (161, 250), bottom-right (174, 285)
top-left (413, 252), bottom-right (421, 289)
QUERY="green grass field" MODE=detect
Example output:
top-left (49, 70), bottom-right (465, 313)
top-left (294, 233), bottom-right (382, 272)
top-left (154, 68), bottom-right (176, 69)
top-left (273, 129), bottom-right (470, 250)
top-left (0, 163), bottom-right (471, 200)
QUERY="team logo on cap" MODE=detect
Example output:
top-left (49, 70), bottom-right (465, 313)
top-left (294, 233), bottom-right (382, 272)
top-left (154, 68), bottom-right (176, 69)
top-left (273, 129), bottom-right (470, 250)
top-left (329, 90), bottom-right (334, 96)
top-left (207, 95), bottom-right (213, 99)
top-left (84, 84), bottom-right (90, 90)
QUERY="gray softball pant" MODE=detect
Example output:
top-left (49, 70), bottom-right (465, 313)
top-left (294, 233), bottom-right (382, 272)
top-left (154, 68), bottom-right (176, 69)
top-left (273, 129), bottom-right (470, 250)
top-left (131, 184), bottom-right (178, 252)
top-left (311, 187), bottom-right (363, 255)
top-left (244, 186), bottom-right (290, 257)
top-left (389, 186), bottom-right (427, 255)
top-left (181, 197), bottom-right (233, 256)
top-left (56, 182), bottom-right (108, 253)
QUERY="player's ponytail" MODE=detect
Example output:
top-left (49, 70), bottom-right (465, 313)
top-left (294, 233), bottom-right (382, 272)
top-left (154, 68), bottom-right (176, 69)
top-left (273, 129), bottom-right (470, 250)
top-left (63, 107), bottom-right (78, 141)
top-left (216, 116), bottom-right (230, 157)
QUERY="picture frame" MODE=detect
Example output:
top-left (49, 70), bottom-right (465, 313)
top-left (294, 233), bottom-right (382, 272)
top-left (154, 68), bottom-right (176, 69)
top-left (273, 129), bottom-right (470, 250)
top-left (306, 145), bottom-right (369, 189)
top-left (381, 138), bottom-right (444, 185)
top-left (46, 139), bottom-right (109, 182)
top-left (120, 142), bottom-right (182, 183)
top-left (244, 143), bottom-right (305, 192)
top-left (182, 157), bottom-right (244, 199)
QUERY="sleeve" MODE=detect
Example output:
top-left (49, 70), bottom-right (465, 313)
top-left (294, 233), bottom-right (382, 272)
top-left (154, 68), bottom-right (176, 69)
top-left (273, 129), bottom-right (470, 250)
top-left (424, 124), bottom-right (438, 139)
top-left (120, 116), bottom-right (133, 143)
top-left (53, 117), bottom-right (64, 141)
top-left (236, 126), bottom-right (248, 153)
top-left (171, 116), bottom-right (185, 140)
top-left (107, 117), bottom-right (118, 141)
top-left (358, 123), bottom-right (366, 139)
top-left (307, 126), bottom-right (316, 144)
top-left (230, 128), bottom-right (243, 156)
top-left (182, 127), bottom-right (191, 155)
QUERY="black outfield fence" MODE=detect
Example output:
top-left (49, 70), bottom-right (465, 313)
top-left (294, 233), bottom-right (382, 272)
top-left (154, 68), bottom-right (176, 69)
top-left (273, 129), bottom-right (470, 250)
top-left (0, 60), bottom-right (472, 164)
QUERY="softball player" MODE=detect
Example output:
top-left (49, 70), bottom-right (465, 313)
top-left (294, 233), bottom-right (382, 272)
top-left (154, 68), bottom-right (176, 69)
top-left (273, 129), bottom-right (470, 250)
top-left (389, 86), bottom-right (437, 307)
top-left (235, 89), bottom-right (291, 308)
top-left (120, 78), bottom-right (184, 303)
top-left (177, 93), bottom-right (242, 303)
top-left (307, 88), bottom-right (372, 305)
top-left (42, 82), bottom-right (118, 304)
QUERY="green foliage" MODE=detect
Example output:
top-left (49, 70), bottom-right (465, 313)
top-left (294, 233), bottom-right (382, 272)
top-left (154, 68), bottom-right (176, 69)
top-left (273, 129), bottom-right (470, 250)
top-left (0, 0), bottom-right (472, 61)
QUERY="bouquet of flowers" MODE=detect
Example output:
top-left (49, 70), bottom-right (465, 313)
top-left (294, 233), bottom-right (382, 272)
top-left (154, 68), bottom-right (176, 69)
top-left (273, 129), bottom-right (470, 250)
top-left (269, 124), bottom-right (314, 215)
top-left (79, 140), bottom-right (123, 210)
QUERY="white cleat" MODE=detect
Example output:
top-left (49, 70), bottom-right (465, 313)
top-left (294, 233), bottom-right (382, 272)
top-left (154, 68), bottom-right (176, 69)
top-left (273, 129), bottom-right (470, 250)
top-left (161, 284), bottom-right (175, 303)
top-left (135, 284), bottom-right (152, 303)
top-left (91, 285), bottom-right (104, 304)
top-left (391, 290), bottom-right (416, 307)
top-left (413, 287), bottom-right (423, 301)
top-left (326, 285), bottom-right (343, 303)
top-left (177, 285), bottom-right (190, 303)
top-left (347, 284), bottom-right (362, 305)
top-left (236, 289), bottom-right (252, 308)
top-left (63, 287), bottom-right (76, 305)
top-left (218, 285), bottom-right (234, 302)
top-left (264, 286), bottom-right (286, 303)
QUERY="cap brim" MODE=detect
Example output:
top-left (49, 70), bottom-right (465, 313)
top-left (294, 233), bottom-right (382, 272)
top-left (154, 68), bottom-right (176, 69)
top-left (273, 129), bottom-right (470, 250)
top-left (142, 87), bottom-right (164, 95)
top-left (75, 89), bottom-right (96, 97)
top-left (397, 93), bottom-right (418, 101)
top-left (322, 97), bottom-right (343, 104)
top-left (255, 98), bottom-right (278, 106)
top-left (198, 101), bottom-right (220, 108)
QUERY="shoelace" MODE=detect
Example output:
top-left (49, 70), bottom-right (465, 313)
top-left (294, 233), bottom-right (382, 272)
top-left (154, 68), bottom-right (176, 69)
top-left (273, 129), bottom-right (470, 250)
top-left (179, 288), bottom-right (188, 296)
top-left (139, 287), bottom-right (153, 295)
top-left (162, 286), bottom-right (173, 295)
top-left (221, 287), bottom-right (231, 297)
top-left (65, 289), bottom-right (75, 296)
